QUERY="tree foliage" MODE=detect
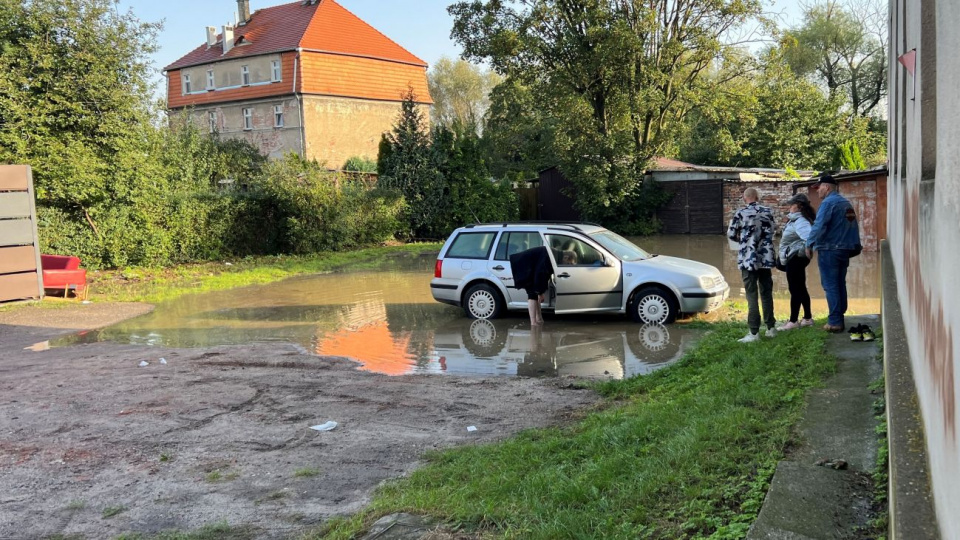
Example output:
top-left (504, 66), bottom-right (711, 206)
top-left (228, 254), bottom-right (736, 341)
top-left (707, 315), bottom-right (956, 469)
top-left (379, 92), bottom-right (517, 238)
top-left (0, 0), bottom-right (411, 268)
top-left (427, 56), bottom-right (501, 132)
top-left (780, 0), bottom-right (887, 117)
top-left (449, 0), bottom-right (763, 229)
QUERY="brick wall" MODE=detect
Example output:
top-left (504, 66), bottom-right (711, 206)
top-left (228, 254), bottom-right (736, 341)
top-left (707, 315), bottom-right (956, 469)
top-left (723, 176), bottom-right (885, 252)
top-left (722, 180), bottom-right (796, 235)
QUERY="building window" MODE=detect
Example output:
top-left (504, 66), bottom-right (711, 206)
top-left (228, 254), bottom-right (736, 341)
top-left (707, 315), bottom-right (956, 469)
top-left (274, 105), bottom-right (284, 127)
top-left (271, 60), bottom-right (281, 82)
top-left (241, 65), bottom-right (250, 85)
top-left (242, 107), bottom-right (253, 130)
top-left (206, 69), bottom-right (215, 90)
top-left (208, 111), bottom-right (217, 133)
top-left (182, 74), bottom-right (192, 94)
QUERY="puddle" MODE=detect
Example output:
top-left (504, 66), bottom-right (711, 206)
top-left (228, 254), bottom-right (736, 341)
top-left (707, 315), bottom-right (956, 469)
top-left (46, 236), bottom-right (880, 377)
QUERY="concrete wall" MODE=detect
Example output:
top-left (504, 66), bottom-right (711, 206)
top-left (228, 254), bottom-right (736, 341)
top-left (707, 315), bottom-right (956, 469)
top-left (888, 0), bottom-right (960, 536)
top-left (182, 96), bottom-right (303, 159)
top-left (302, 95), bottom-right (429, 169)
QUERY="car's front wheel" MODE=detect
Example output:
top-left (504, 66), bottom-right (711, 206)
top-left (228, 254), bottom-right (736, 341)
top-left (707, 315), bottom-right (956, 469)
top-left (630, 286), bottom-right (678, 324)
top-left (463, 283), bottom-right (504, 320)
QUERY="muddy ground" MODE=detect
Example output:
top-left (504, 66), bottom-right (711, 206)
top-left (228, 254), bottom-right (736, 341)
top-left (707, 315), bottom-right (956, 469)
top-left (0, 303), bottom-right (599, 539)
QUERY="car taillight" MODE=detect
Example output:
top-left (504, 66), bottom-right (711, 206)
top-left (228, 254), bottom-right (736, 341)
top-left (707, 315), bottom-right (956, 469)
top-left (434, 259), bottom-right (443, 278)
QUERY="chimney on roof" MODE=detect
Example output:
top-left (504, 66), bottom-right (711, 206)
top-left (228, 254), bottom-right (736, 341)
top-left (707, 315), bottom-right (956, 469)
top-left (222, 24), bottom-right (235, 54)
top-left (237, 0), bottom-right (250, 25)
top-left (205, 26), bottom-right (217, 47)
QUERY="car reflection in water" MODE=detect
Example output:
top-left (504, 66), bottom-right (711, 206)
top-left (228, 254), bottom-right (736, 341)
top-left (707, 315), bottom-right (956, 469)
top-left (431, 318), bottom-right (701, 379)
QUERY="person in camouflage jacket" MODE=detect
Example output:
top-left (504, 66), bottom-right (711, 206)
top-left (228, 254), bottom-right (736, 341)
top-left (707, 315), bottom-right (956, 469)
top-left (727, 187), bottom-right (778, 342)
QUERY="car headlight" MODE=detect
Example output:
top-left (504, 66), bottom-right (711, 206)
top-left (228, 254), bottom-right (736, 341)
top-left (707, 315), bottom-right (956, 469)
top-left (700, 275), bottom-right (720, 289)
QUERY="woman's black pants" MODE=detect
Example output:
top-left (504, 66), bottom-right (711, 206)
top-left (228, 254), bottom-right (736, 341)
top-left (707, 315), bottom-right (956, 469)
top-left (785, 255), bottom-right (812, 322)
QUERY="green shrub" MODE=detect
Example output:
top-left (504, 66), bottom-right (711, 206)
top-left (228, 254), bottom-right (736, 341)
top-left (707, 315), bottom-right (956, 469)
top-left (342, 156), bottom-right (377, 173)
top-left (254, 154), bottom-right (404, 253)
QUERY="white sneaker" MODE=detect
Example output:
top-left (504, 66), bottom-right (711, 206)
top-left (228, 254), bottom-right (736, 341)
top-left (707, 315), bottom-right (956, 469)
top-left (738, 332), bottom-right (760, 343)
top-left (765, 328), bottom-right (778, 338)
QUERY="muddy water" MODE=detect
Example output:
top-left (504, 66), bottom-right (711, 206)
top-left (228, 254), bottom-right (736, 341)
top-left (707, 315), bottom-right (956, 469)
top-left (51, 235), bottom-right (880, 377)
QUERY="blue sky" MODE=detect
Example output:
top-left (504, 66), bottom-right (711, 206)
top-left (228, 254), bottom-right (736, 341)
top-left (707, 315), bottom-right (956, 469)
top-left (117, 0), bottom-right (803, 93)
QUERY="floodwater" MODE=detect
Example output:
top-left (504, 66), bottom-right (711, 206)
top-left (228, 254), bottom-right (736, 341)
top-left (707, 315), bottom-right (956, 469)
top-left (50, 235), bottom-right (880, 378)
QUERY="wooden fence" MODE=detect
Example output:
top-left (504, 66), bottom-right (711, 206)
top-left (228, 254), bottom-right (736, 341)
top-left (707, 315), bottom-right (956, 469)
top-left (0, 165), bottom-right (43, 302)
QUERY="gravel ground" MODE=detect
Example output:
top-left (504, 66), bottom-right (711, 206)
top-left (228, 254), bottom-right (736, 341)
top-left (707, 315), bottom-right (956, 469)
top-left (0, 302), bottom-right (599, 539)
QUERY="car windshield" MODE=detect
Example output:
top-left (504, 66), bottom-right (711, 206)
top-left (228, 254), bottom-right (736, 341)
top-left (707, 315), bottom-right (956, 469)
top-left (589, 230), bottom-right (651, 261)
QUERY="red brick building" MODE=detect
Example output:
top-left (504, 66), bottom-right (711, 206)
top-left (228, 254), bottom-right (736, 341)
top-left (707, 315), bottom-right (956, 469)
top-left (164, 0), bottom-right (432, 167)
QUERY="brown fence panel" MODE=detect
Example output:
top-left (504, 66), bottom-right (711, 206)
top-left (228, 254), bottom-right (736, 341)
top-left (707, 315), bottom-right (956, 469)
top-left (688, 180), bottom-right (724, 234)
top-left (0, 246), bottom-right (37, 274)
top-left (516, 187), bottom-right (539, 220)
top-left (0, 165), bottom-right (43, 302)
top-left (657, 182), bottom-right (689, 234)
top-left (538, 167), bottom-right (581, 221)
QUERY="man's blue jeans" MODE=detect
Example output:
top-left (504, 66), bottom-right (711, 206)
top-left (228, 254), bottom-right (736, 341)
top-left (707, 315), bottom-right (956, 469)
top-left (817, 249), bottom-right (851, 327)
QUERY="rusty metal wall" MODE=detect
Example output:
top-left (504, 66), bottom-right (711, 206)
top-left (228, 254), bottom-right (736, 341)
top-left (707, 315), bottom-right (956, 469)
top-left (0, 165), bottom-right (43, 302)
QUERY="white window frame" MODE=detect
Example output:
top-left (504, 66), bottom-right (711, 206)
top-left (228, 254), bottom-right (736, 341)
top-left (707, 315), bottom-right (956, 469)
top-left (271, 60), bottom-right (281, 82)
top-left (274, 105), bottom-right (284, 127)
top-left (242, 107), bottom-right (253, 130)
top-left (182, 74), bottom-right (192, 94)
top-left (208, 111), bottom-right (217, 133)
top-left (206, 69), bottom-right (215, 90)
top-left (241, 65), bottom-right (250, 86)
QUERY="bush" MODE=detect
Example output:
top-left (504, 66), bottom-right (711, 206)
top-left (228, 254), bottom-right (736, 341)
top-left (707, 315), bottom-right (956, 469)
top-left (254, 154), bottom-right (404, 254)
top-left (342, 156), bottom-right (377, 173)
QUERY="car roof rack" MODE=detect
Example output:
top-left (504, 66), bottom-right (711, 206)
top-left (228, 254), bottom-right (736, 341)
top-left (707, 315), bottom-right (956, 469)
top-left (463, 221), bottom-right (601, 232)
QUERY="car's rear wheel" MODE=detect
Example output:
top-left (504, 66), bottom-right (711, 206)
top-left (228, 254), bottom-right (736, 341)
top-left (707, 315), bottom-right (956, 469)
top-left (630, 286), bottom-right (678, 324)
top-left (463, 283), bottom-right (504, 320)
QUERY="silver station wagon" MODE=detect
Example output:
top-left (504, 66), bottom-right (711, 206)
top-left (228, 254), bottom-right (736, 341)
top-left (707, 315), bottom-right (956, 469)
top-left (430, 222), bottom-right (729, 324)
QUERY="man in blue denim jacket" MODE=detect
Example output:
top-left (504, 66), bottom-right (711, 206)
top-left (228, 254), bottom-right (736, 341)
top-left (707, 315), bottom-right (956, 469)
top-left (805, 174), bottom-right (862, 332)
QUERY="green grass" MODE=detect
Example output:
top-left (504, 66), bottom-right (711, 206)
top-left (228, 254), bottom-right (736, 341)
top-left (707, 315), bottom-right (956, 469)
top-left (66, 499), bottom-right (86, 510)
top-left (114, 522), bottom-right (257, 540)
top-left (102, 505), bottom-right (127, 519)
top-left (294, 467), bottom-right (321, 478)
top-left (83, 243), bottom-right (441, 304)
top-left (315, 321), bottom-right (834, 539)
top-left (204, 469), bottom-right (239, 483)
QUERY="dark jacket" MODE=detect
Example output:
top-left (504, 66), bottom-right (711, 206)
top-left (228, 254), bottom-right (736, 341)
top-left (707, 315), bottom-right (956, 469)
top-left (806, 191), bottom-right (862, 252)
top-left (510, 246), bottom-right (553, 295)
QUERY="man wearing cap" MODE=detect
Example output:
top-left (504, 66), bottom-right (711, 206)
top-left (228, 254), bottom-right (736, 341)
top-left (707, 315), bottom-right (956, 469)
top-left (727, 187), bottom-right (778, 343)
top-left (805, 173), bottom-right (862, 332)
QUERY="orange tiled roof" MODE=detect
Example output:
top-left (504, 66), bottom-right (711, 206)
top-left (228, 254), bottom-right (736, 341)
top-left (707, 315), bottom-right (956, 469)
top-left (164, 0), bottom-right (427, 71)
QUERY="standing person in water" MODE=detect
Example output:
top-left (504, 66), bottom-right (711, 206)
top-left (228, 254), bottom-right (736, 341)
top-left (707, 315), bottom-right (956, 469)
top-left (777, 192), bottom-right (816, 330)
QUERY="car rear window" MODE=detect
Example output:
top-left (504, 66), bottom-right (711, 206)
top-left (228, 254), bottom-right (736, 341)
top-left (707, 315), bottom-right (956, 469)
top-left (494, 232), bottom-right (543, 260)
top-left (445, 232), bottom-right (497, 259)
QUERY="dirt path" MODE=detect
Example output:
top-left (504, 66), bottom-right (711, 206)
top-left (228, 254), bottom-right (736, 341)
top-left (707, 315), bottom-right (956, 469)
top-left (0, 303), bottom-right (599, 539)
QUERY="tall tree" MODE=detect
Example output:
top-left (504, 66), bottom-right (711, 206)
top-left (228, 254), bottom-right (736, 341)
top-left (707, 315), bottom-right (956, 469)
top-left (427, 56), bottom-right (501, 131)
top-left (377, 91), bottom-right (447, 238)
top-left (780, 0), bottom-right (887, 117)
top-left (680, 53), bottom-right (845, 170)
top-left (449, 0), bottom-right (763, 226)
top-left (0, 0), bottom-right (162, 210)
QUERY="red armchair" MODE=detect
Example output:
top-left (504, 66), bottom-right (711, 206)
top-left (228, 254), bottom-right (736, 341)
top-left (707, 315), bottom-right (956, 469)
top-left (40, 255), bottom-right (87, 299)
